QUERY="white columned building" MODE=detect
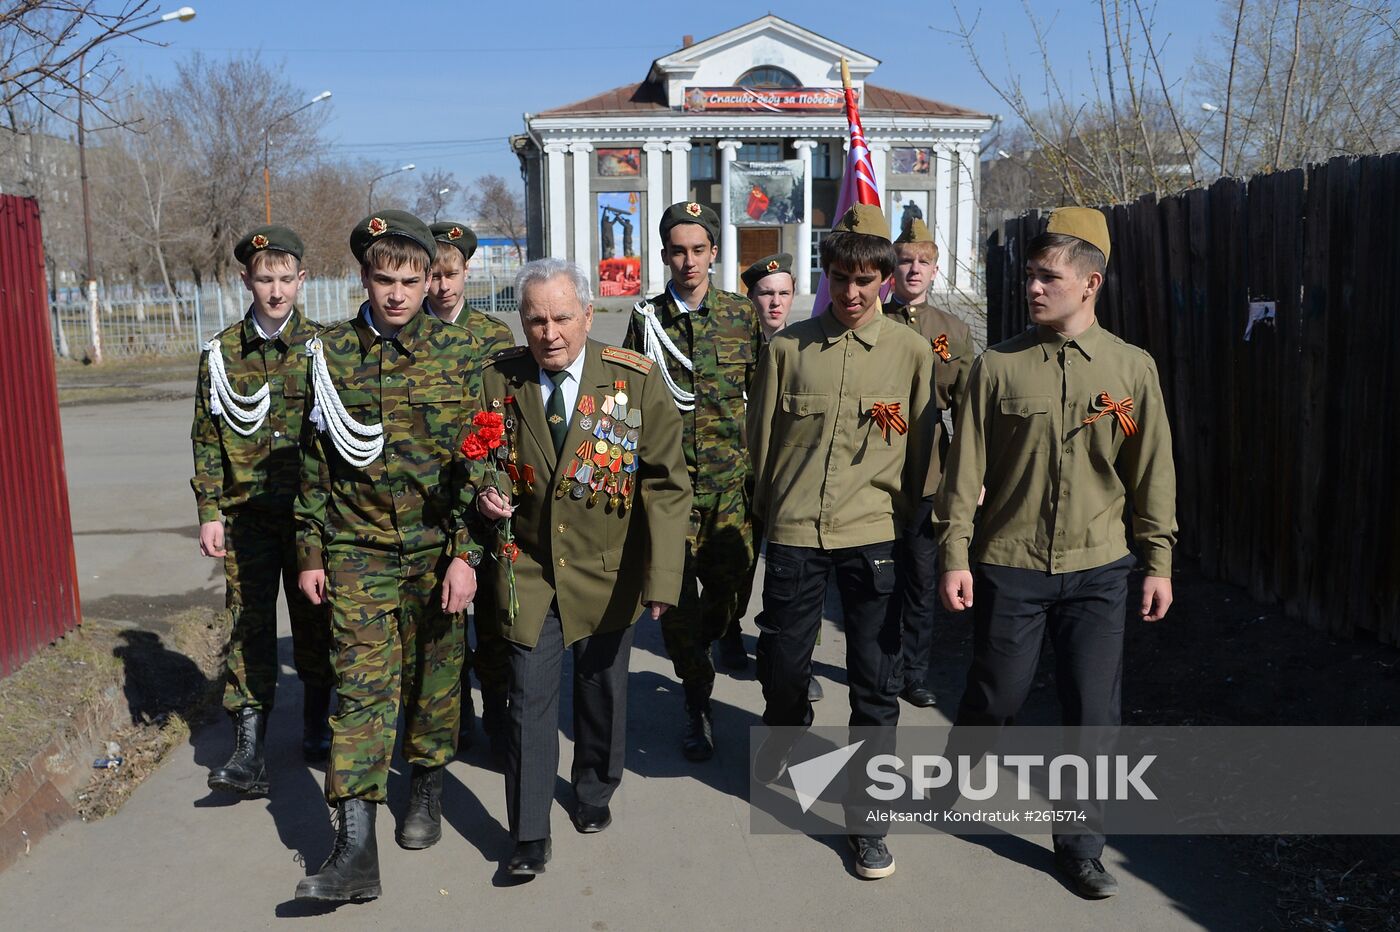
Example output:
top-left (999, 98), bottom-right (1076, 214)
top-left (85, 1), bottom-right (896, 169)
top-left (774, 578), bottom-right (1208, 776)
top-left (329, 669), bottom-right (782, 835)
top-left (515, 14), bottom-right (994, 302)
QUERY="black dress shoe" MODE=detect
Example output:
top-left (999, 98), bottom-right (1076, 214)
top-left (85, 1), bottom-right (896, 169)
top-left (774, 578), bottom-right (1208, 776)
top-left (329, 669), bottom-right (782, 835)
top-left (900, 685), bottom-right (937, 708)
top-left (1055, 853), bottom-right (1120, 898)
top-left (571, 802), bottom-right (612, 834)
top-left (506, 838), bottom-right (551, 876)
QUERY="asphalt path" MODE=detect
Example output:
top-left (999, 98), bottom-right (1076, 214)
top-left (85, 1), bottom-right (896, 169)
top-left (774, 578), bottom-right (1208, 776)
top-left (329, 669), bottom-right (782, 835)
top-left (0, 310), bottom-right (1259, 929)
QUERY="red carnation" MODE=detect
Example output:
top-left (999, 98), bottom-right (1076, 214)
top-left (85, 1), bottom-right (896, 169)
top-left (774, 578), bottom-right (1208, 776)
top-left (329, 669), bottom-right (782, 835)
top-left (501, 541), bottom-right (520, 563)
top-left (473, 411), bottom-right (504, 430)
top-left (461, 433), bottom-right (490, 460)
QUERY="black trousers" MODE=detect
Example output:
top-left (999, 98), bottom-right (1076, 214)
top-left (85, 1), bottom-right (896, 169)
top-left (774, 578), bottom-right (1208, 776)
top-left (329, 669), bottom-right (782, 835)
top-left (898, 497), bottom-right (940, 689)
top-left (952, 555), bottom-right (1133, 858)
top-left (756, 541), bottom-right (903, 831)
top-left (504, 603), bottom-right (634, 842)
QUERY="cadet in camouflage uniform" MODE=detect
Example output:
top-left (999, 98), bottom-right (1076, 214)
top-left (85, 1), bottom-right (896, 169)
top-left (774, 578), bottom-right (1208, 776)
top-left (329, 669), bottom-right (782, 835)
top-left (884, 219), bottom-right (973, 708)
top-left (291, 210), bottom-right (487, 904)
top-left (426, 219), bottom-right (513, 753)
top-left (623, 201), bottom-right (762, 762)
top-left (192, 225), bottom-right (334, 799)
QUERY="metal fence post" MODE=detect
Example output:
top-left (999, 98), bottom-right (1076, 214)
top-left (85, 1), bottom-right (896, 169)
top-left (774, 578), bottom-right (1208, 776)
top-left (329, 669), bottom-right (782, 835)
top-left (194, 284), bottom-right (204, 345)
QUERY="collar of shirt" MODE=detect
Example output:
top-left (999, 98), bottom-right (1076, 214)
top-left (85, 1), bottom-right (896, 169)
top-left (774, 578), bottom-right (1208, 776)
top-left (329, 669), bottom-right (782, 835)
top-left (666, 282), bottom-right (708, 316)
top-left (242, 306), bottom-right (298, 353)
top-left (354, 302), bottom-right (427, 356)
top-left (1037, 318), bottom-right (1104, 361)
top-left (538, 346), bottom-right (588, 417)
top-left (819, 300), bottom-right (885, 347)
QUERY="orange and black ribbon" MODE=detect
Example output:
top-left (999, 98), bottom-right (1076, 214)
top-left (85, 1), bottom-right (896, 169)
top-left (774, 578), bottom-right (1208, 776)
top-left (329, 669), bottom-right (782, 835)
top-left (1082, 391), bottom-right (1138, 437)
top-left (932, 333), bottom-right (951, 362)
top-left (869, 402), bottom-right (908, 441)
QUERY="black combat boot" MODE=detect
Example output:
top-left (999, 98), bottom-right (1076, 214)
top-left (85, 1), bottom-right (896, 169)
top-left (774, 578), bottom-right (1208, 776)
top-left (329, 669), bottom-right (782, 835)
top-left (208, 707), bottom-right (269, 797)
top-left (301, 685), bottom-right (333, 763)
top-left (396, 764), bottom-right (444, 850)
top-left (682, 683), bottom-right (715, 762)
top-left (481, 689), bottom-right (509, 759)
top-left (294, 799), bottom-right (382, 902)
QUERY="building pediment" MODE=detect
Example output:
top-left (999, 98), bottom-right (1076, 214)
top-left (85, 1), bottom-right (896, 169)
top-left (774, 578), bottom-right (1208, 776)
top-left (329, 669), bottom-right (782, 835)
top-left (647, 14), bottom-right (880, 109)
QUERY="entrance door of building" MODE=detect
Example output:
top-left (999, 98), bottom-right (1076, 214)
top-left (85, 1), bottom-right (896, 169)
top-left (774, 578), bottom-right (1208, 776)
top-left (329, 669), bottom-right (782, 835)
top-left (738, 227), bottom-right (781, 272)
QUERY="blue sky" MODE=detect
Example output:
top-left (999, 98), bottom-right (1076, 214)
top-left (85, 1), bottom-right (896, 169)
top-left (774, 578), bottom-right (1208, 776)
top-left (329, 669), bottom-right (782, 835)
top-left (113, 0), bottom-right (1224, 200)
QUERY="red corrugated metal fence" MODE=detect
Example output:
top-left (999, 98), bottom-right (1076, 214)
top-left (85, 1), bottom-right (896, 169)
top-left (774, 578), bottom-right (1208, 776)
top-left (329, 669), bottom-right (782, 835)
top-left (0, 194), bottom-right (81, 676)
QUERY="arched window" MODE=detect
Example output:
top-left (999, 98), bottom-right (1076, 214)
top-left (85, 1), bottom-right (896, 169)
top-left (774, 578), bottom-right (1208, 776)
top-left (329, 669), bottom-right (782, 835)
top-left (736, 66), bottom-right (800, 88)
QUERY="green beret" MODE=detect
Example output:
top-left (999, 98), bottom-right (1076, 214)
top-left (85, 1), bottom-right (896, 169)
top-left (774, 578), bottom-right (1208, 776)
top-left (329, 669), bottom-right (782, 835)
top-left (350, 209), bottom-right (437, 265)
top-left (742, 252), bottom-right (794, 290)
top-left (894, 217), bottom-right (935, 245)
top-left (429, 221), bottom-right (478, 262)
top-left (1046, 207), bottom-right (1111, 262)
top-left (830, 203), bottom-right (890, 241)
top-left (234, 225), bottom-right (304, 266)
top-left (659, 200), bottom-right (719, 245)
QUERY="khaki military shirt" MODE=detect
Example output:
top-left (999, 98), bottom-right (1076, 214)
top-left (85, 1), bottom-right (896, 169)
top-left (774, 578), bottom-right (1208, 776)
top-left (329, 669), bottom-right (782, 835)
top-left (885, 295), bottom-right (974, 493)
top-left (473, 340), bottom-right (691, 648)
top-left (935, 320), bottom-right (1177, 576)
top-left (623, 285), bottom-right (762, 493)
top-left (748, 307), bottom-right (935, 549)
top-left (191, 306), bottom-right (319, 523)
top-left (294, 305), bottom-right (485, 575)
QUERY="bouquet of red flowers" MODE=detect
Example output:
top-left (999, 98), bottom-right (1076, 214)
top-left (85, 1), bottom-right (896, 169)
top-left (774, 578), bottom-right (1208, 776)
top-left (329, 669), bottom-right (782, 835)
top-left (461, 408), bottom-right (519, 621)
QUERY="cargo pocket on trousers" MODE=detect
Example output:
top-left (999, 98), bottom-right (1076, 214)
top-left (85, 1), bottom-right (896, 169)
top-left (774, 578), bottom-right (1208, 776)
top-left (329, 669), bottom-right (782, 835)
top-left (865, 549), bottom-right (905, 694)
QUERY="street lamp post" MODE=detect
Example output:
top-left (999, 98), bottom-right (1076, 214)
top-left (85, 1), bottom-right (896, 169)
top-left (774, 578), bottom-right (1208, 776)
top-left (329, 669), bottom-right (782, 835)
top-left (367, 164), bottom-right (415, 213)
top-left (77, 5), bottom-right (196, 364)
top-left (263, 90), bottom-right (331, 222)
top-left (433, 187), bottom-right (450, 221)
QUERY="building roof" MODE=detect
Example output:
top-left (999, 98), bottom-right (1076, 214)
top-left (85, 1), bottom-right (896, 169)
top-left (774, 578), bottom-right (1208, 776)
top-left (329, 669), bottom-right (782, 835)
top-left (536, 82), bottom-right (988, 120)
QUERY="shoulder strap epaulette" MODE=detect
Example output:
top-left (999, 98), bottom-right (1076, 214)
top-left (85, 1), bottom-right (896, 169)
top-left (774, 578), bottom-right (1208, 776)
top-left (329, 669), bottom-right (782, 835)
top-left (486, 345), bottom-right (529, 366)
top-left (601, 345), bottom-right (654, 374)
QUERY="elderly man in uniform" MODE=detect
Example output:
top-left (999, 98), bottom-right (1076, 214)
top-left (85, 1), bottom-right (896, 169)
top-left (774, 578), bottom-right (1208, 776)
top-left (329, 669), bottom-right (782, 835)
top-left (291, 210), bottom-right (487, 903)
top-left (474, 258), bottom-right (690, 876)
top-left (883, 219), bottom-right (973, 708)
top-left (623, 201), bottom-right (761, 762)
top-left (936, 207), bottom-right (1176, 899)
top-left (748, 204), bottom-right (935, 880)
top-left (426, 219), bottom-right (514, 754)
top-left (193, 225), bottom-right (334, 797)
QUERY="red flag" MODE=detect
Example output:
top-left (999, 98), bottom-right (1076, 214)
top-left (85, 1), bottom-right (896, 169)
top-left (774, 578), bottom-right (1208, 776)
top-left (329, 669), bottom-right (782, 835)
top-left (812, 80), bottom-right (882, 315)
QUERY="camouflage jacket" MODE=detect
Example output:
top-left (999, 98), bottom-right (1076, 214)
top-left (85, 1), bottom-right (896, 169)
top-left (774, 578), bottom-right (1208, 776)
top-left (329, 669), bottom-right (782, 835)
top-left (191, 306), bottom-right (320, 524)
top-left (885, 296), bottom-right (974, 492)
top-left (432, 302), bottom-right (515, 356)
top-left (294, 304), bottom-right (486, 574)
top-left (623, 285), bottom-right (761, 494)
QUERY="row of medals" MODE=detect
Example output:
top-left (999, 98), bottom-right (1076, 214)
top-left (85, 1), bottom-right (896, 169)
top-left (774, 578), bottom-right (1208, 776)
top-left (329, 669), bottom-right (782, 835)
top-left (557, 381), bottom-right (641, 514)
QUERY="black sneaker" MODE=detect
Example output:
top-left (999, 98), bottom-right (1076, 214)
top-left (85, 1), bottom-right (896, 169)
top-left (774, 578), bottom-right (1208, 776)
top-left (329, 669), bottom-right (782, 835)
top-left (848, 834), bottom-right (896, 879)
top-left (1055, 853), bottom-right (1120, 898)
top-left (752, 734), bottom-right (792, 784)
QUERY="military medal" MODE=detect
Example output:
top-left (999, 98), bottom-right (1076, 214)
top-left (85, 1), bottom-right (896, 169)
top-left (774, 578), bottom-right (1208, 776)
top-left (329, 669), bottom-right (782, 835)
top-left (625, 409), bottom-right (642, 429)
top-left (522, 464), bottom-right (536, 489)
top-left (556, 477), bottom-right (570, 500)
top-left (613, 381), bottom-right (628, 407)
top-left (601, 394), bottom-right (615, 416)
top-left (577, 395), bottom-right (596, 415)
top-left (580, 416), bottom-right (593, 431)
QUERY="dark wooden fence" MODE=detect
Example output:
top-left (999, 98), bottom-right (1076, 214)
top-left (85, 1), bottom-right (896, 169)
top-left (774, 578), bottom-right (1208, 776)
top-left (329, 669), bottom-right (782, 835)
top-left (985, 153), bottom-right (1400, 644)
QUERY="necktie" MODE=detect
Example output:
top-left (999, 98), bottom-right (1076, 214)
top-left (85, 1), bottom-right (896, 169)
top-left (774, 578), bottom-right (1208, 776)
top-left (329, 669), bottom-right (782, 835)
top-left (545, 368), bottom-right (569, 455)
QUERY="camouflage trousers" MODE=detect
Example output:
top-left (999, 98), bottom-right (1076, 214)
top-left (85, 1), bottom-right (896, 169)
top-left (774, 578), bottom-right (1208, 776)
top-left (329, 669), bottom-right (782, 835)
top-left (661, 482), bottom-right (757, 691)
top-left (221, 509), bottom-right (333, 713)
top-left (461, 570), bottom-right (510, 698)
top-left (324, 549), bottom-right (465, 804)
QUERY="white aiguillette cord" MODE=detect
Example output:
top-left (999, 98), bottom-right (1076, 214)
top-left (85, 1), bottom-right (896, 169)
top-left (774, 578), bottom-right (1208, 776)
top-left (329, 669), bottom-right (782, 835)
top-left (633, 299), bottom-right (695, 412)
top-left (304, 337), bottom-right (384, 468)
top-left (202, 339), bottom-right (269, 436)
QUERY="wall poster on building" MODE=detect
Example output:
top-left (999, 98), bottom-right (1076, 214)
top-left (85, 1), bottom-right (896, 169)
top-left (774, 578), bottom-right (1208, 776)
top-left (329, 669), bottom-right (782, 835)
top-left (597, 192), bottom-right (641, 296)
top-left (889, 190), bottom-right (930, 238)
top-left (891, 147), bottom-right (932, 174)
top-left (728, 160), bottom-right (805, 226)
top-left (596, 148), bottom-right (641, 177)
top-left (683, 87), bottom-right (843, 112)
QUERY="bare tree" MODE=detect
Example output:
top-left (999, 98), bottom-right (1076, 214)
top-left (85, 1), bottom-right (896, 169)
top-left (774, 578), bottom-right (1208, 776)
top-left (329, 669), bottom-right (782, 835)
top-left (279, 158), bottom-right (377, 278)
top-left (466, 173), bottom-right (526, 258)
top-left (1196, 0), bottom-right (1400, 176)
top-left (413, 168), bottom-right (458, 222)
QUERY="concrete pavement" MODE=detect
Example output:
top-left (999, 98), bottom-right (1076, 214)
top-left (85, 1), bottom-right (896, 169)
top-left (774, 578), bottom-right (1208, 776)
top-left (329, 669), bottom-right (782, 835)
top-left (0, 312), bottom-right (1264, 929)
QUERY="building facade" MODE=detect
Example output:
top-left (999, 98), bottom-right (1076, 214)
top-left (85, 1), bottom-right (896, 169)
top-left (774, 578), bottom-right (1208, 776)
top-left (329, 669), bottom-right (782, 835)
top-left (512, 15), bottom-right (995, 299)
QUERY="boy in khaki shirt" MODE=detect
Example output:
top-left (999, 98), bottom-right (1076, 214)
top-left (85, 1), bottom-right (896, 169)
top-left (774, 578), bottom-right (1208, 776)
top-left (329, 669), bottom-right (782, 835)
top-left (935, 207), bottom-right (1176, 899)
top-left (748, 204), bottom-right (934, 880)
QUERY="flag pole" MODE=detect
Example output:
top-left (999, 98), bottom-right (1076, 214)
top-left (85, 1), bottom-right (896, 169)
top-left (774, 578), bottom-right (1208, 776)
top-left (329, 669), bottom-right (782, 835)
top-left (840, 57), bottom-right (851, 92)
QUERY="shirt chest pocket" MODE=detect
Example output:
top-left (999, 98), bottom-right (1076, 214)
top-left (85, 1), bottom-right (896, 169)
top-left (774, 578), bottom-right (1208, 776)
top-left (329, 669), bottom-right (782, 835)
top-left (780, 392), bottom-right (829, 448)
top-left (409, 378), bottom-right (464, 447)
top-left (282, 373), bottom-right (306, 402)
top-left (997, 395), bottom-right (1052, 456)
top-left (714, 338), bottom-right (753, 398)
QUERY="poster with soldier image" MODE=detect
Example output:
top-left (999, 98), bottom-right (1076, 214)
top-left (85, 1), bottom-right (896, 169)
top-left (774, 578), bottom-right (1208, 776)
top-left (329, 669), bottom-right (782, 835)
top-left (728, 160), bottom-right (806, 226)
top-left (889, 190), bottom-right (929, 238)
top-left (597, 191), bottom-right (641, 296)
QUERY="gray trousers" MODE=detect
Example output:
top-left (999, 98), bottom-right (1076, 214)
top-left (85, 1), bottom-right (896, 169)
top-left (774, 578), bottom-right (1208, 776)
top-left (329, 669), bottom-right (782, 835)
top-left (504, 603), bottom-right (634, 841)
